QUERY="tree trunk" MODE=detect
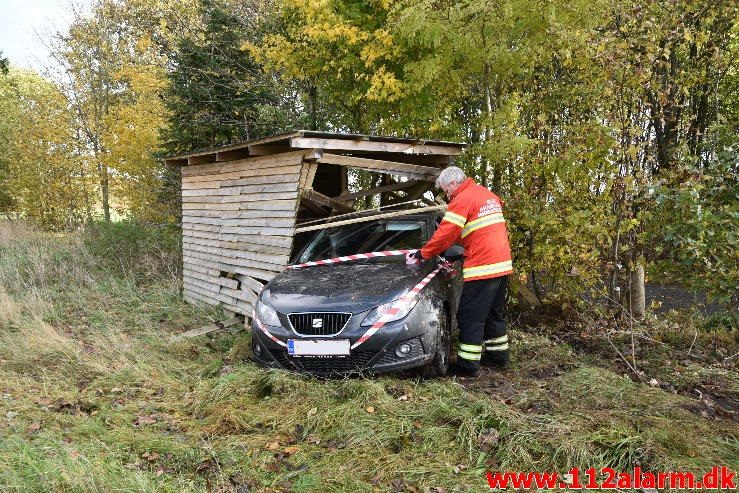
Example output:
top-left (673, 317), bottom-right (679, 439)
top-left (609, 206), bottom-right (623, 310)
top-left (482, 62), bottom-right (492, 188)
top-left (101, 162), bottom-right (110, 222)
top-left (308, 84), bottom-right (318, 131)
top-left (93, 139), bottom-right (110, 222)
top-left (630, 263), bottom-right (646, 319)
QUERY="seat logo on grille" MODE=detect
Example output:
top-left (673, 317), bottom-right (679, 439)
top-left (312, 319), bottom-right (323, 328)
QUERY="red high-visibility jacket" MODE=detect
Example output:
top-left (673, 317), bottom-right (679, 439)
top-left (420, 178), bottom-right (513, 281)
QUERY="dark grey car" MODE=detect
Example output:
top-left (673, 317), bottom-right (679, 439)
top-left (251, 212), bottom-right (463, 376)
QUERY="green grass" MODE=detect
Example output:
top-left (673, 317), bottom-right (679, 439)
top-left (0, 220), bottom-right (737, 492)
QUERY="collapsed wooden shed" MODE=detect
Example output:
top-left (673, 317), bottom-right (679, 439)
top-left (164, 130), bottom-right (465, 317)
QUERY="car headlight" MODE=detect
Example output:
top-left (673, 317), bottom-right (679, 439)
top-left (255, 299), bottom-right (281, 327)
top-left (361, 298), bottom-right (419, 326)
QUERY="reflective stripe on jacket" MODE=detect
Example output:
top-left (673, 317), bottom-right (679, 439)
top-left (420, 178), bottom-right (513, 281)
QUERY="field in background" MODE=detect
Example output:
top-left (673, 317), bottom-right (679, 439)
top-left (0, 221), bottom-right (736, 492)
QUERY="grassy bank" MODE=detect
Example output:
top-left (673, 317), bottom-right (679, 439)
top-left (0, 221), bottom-right (736, 492)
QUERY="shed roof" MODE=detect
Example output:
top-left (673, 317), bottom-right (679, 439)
top-left (164, 130), bottom-right (466, 166)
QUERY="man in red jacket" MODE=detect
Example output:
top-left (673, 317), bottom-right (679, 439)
top-left (408, 167), bottom-right (513, 378)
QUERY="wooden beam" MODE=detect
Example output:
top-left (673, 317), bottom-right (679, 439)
top-left (356, 153), bottom-right (455, 166)
top-left (340, 167), bottom-right (349, 195)
top-left (300, 198), bottom-right (330, 216)
top-left (301, 189), bottom-right (354, 213)
top-left (248, 143), bottom-right (290, 156)
top-left (216, 149), bottom-right (251, 162)
top-left (188, 155), bottom-right (218, 165)
top-left (164, 158), bottom-right (188, 167)
top-left (510, 278), bottom-right (543, 309)
top-left (335, 179), bottom-right (422, 202)
top-left (401, 181), bottom-right (433, 202)
top-left (316, 153), bottom-right (441, 181)
top-left (295, 205), bottom-right (446, 233)
top-left (181, 149), bottom-right (313, 177)
top-left (290, 137), bottom-right (463, 156)
top-left (299, 162), bottom-right (319, 189)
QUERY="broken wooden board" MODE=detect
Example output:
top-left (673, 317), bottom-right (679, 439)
top-left (169, 316), bottom-right (244, 342)
top-left (294, 205), bottom-right (446, 233)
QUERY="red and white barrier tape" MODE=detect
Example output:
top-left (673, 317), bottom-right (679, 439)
top-left (287, 249), bottom-right (414, 269)
top-left (255, 250), bottom-right (456, 350)
top-left (351, 266), bottom-right (442, 349)
top-left (252, 309), bottom-right (287, 347)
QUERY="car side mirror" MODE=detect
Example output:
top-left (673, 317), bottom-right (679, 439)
top-left (442, 245), bottom-right (464, 261)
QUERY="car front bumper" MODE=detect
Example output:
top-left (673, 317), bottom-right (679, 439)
top-left (251, 297), bottom-right (442, 376)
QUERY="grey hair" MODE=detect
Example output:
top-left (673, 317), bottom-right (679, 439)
top-left (435, 166), bottom-right (466, 188)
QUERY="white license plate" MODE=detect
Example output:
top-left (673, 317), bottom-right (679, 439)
top-left (287, 339), bottom-right (351, 356)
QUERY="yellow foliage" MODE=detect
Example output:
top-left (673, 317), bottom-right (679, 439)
top-left (0, 69), bottom-right (96, 229)
top-left (304, 23), bottom-right (369, 45)
top-left (102, 62), bottom-right (168, 220)
top-left (366, 66), bottom-right (404, 101)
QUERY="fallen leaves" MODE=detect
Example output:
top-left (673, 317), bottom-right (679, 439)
top-left (305, 434), bottom-right (321, 445)
top-left (35, 397), bottom-right (52, 407)
top-left (50, 398), bottom-right (75, 413)
top-left (445, 462), bottom-right (467, 474)
top-left (477, 428), bottom-right (499, 452)
top-left (141, 451), bottom-right (160, 462)
top-left (195, 459), bottom-right (219, 474)
top-left (133, 414), bottom-right (158, 426)
top-left (26, 421), bottom-right (41, 435)
top-left (283, 445), bottom-right (300, 455)
top-left (391, 478), bottom-right (408, 492)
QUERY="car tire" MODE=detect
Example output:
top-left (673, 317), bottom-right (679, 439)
top-left (420, 306), bottom-right (451, 378)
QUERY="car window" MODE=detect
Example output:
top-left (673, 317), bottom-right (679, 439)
top-left (297, 220), bottom-right (427, 263)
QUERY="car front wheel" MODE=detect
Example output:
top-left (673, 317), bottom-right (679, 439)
top-left (420, 306), bottom-right (451, 378)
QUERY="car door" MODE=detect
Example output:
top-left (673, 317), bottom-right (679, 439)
top-left (425, 214), bottom-right (464, 328)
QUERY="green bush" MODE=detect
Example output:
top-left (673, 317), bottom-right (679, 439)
top-left (644, 148), bottom-right (738, 307)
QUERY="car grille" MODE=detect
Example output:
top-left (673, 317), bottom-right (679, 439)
top-left (269, 349), bottom-right (375, 374)
top-left (288, 312), bottom-right (351, 336)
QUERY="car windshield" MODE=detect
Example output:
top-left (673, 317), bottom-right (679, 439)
top-left (297, 220), bottom-right (427, 263)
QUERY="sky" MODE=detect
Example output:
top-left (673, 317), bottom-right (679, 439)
top-left (0, 0), bottom-right (88, 72)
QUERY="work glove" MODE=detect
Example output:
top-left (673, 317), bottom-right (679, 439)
top-left (406, 250), bottom-right (424, 265)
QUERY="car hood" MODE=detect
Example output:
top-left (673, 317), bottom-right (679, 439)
top-left (264, 261), bottom-right (435, 315)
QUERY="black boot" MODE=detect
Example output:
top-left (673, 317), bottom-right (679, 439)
top-left (481, 350), bottom-right (509, 368)
top-left (449, 362), bottom-right (481, 378)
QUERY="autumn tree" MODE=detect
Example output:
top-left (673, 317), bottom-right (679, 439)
top-left (47, 0), bottom-right (196, 222)
top-left (0, 69), bottom-right (95, 229)
top-left (249, 0), bottom-right (429, 135)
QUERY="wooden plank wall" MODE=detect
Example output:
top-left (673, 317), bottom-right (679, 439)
top-left (181, 150), bottom-right (309, 316)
